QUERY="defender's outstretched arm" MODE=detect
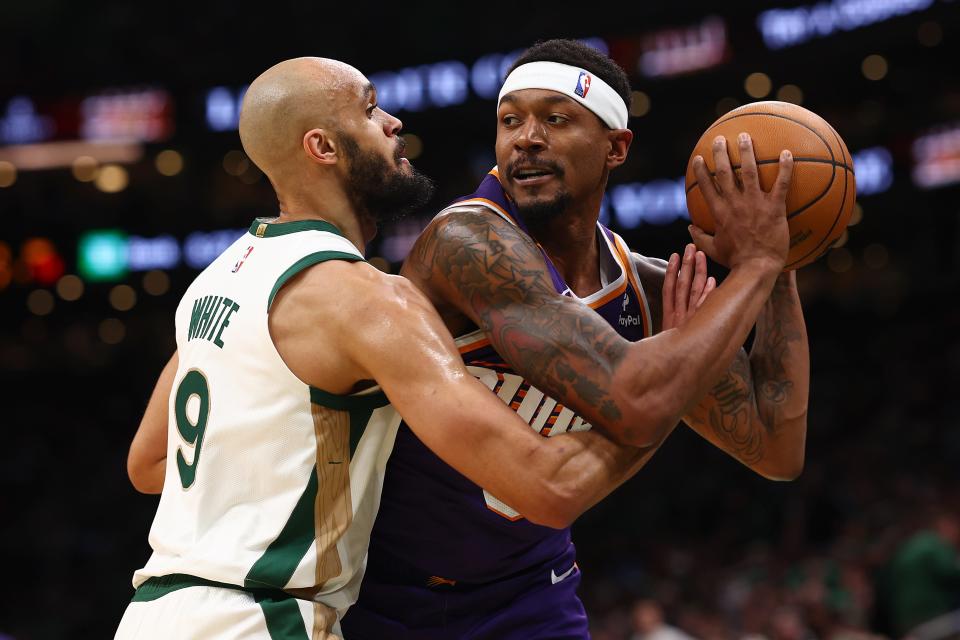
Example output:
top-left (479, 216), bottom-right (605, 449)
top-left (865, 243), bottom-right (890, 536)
top-left (269, 260), bottom-right (652, 529)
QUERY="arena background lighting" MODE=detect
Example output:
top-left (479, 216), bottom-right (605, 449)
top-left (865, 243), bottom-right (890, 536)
top-left (2, 0), bottom-right (959, 637)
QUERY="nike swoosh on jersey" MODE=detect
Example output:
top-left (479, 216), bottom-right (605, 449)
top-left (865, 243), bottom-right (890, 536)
top-left (550, 564), bottom-right (577, 584)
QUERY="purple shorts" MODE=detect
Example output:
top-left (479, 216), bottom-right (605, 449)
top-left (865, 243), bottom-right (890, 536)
top-left (341, 562), bottom-right (588, 640)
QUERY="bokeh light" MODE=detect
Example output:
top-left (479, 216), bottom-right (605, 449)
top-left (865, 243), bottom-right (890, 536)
top-left (862, 55), bottom-right (888, 81)
top-left (109, 284), bottom-right (137, 311)
top-left (94, 164), bottom-right (129, 193)
top-left (142, 270), bottom-right (170, 296)
top-left (630, 91), bottom-right (651, 117)
top-left (26, 289), bottom-right (55, 315)
top-left (155, 150), bottom-right (184, 176)
top-left (98, 318), bottom-right (126, 344)
top-left (403, 134), bottom-right (423, 160)
top-left (827, 247), bottom-right (853, 272)
top-left (56, 274), bottom-right (85, 301)
top-left (744, 72), bottom-right (772, 98)
top-left (72, 156), bottom-right (99, 182)
top-left (0, 161), bottom-right (17, 188)
top-left (776, 84), bottom-right (803, 104)
top-left (223, 150), bottom-right (249, 176)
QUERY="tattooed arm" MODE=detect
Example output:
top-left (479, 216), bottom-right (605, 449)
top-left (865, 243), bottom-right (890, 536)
top-left (689, 272), bottom-right (808, 480)
top-left (402, 205), bottom-right (783, 447)
top-left (636, 252), bottom-right (809, 480)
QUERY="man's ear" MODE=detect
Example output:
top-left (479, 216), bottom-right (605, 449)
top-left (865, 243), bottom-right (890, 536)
top-left (606, 128), bottom-right (633, 170)
top-left (303, 128), bottom-right (338, 165)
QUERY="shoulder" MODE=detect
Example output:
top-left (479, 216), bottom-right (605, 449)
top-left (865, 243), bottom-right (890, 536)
top-left (276, 259), bottom-right (421, 328)
top-left (404, 203), bottom-right (548, 287)
top-left (629, 252), bottom-right (668, 292)
top-left (416, 203), bottom-right (531, 250)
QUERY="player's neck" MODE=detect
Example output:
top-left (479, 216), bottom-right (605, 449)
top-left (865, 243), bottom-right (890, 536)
top-left (527, 198), bottom-right (602, 298)
top-left (274, 188), bottom-right (369, 254)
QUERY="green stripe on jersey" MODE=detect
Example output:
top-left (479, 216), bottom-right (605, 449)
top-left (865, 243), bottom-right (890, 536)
top-left (244, 467), bottom-right (319, 590)
top-left (132, 574), bottom-right (309, 640)
top-left (249, 218), bottom-right (346, 238)
top-left (267, 251), bottom-right (365, 310)
top-left (255, 594), bottom-right (309, 640)
top-left (132, 574), bottom-right (247, 602)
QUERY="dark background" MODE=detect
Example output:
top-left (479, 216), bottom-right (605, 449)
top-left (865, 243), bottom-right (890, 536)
top-left (1, 1), bottom-right (959, 638)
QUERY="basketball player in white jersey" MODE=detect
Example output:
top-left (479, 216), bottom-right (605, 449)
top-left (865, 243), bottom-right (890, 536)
top-left (116, 57), bottom-right (676, 640)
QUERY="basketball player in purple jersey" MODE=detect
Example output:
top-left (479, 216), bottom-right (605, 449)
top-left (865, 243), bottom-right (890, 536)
top-left (342, 40), bottom-right (809, 639)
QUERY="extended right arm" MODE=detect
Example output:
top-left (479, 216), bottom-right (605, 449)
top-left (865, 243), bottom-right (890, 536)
top-left (404, 135), bottom-right (793, 448)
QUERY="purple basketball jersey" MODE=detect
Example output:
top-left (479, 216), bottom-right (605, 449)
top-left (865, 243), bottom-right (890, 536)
top-left (342, 170), bottom-right (653, 639)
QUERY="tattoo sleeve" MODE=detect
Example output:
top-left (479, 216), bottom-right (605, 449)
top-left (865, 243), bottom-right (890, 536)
top-left (678, 269), bottom-right (809, 476)
top-left (408, 207), bottom-right (628, 425)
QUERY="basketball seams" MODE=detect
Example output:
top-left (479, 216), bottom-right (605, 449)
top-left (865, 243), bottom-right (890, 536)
top-left (684, 157), bottom-right (854, 196)
top-left (688, 158), bottom-right (838, 221)
top-left (786, 165), bottom-right (850, 269)
top-left (782, 124), bottom-right (857, 268)
top-left (709, 110), bottom-right (836, 165)
top-left (686, 110), bottom-right (838, 195)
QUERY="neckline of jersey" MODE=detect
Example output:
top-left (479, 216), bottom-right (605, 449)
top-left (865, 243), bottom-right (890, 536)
top-left (248, 217), bottom-right (345, 238)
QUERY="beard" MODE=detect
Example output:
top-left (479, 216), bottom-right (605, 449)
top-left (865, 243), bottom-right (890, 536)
top-left (506, 155), bottom-right (572, 224)
top-left (338, 132), bottom-right (435, 223)
top-left (515, 190), bottom-right (573, 224)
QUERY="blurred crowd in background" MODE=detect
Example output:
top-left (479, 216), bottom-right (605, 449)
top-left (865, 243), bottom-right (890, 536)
top-left (2, 1), bottom-right (959, 638)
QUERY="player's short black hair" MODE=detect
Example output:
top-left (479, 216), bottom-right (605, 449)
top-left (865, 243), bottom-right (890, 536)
top-left (507, 39), bottom-right (632, 116)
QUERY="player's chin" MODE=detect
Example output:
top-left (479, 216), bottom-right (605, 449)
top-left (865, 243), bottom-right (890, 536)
top-left (512, 179), bottom-right (561, 203)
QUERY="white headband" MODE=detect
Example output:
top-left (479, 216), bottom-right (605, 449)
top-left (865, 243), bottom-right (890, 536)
top-left (498, 61), bottom-right (629, 130)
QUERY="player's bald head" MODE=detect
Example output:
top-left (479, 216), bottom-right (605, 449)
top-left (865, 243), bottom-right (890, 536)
top-left (239, 57), bottom-right (370, 178)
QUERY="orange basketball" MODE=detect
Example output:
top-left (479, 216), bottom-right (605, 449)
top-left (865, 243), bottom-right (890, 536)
top-left (684, 101), bottom-right (856, 270)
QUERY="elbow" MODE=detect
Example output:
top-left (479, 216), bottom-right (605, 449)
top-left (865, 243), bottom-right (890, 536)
top-left (757, 425), bottom-right (806, 482)
top-left (612, 392), bottom-right (682, 448)
top-left (127, 454), bottom-right (164, 494)
top-left (519, 483), bottom-right (581, 530)
top-left (760, 456), bottom-right (804, 482)
top-left (779, 446), bottom-right (806, 482)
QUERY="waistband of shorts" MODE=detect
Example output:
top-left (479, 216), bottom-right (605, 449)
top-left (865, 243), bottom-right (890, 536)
top-left (132, 573), bottom-right (287, 603)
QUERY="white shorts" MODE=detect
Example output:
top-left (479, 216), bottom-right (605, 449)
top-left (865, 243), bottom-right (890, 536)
top-left (115, 578), bottom-right (340, 640)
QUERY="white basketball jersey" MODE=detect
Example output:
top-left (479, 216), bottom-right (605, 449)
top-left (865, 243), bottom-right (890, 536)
top-left (134, 218), bottom-right (402, 615)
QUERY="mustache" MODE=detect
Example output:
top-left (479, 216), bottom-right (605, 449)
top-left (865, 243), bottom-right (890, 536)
top-left (395, 137), bottom-right (406, 163)
top-left (507, 156), bottom-right (564, 179)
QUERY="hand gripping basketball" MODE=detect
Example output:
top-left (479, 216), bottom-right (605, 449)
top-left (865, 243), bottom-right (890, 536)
top-left (688, 133), bottom-right (794, 271)
top-left (686, 101), bottom-right (857, 269)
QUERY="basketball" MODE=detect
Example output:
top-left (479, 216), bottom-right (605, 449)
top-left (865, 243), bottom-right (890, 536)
top-left (684, 101), bottom-right (856, 270)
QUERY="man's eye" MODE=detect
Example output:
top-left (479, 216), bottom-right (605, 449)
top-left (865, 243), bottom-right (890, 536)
top-left (502, 115), bottom-right (520, 126)
top-left (547, 115), bottom-right (568, 124)
top-left (368, 104), bottom-right (378, 117)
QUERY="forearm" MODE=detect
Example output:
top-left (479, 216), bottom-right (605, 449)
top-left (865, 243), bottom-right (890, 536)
top-left (612, 260), bottom-right (780, 445)
top-left (682, 272), bottom-right (807, 479)
top-left (536, 428), bottom-right (668, 526)
top-left (749, 272), bottom-right (809, 462)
